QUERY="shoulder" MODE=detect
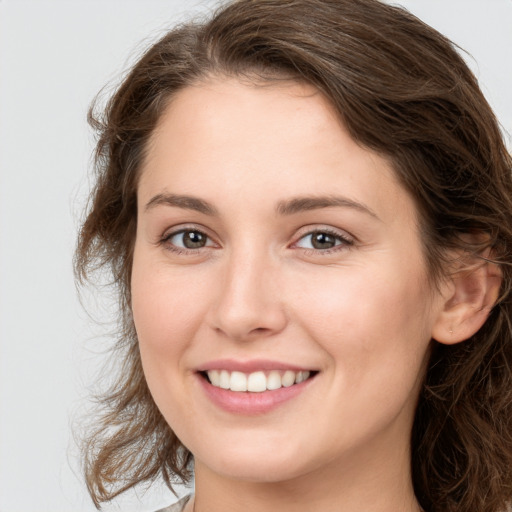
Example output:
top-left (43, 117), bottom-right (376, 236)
top-left (154, 494), bottom-right (192, 512)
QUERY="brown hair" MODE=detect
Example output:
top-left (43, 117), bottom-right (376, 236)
top-left (75, 0), bottom-right (512, 510)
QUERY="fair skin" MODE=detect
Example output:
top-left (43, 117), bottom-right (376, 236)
top-left (131, 78), bottom-right (497, 512)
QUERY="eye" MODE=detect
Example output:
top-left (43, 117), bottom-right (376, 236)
top-left (163, 229), bottom-right (214, 250)
top-left (294, 229), bottom-right (353, 251)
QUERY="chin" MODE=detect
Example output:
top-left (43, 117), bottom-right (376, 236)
top-left (207, 458), bottom-right (311, 483)
top-left (193, 435), bottom-right (325, 484)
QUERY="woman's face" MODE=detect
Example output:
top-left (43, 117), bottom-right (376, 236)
top-left (132, 78), bottom-right (449, 483)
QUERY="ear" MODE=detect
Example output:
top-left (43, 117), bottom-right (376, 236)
top-left (431, 255), bottom-right (502, 345)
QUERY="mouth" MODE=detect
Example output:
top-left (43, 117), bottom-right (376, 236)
top-left (200, 369), bottom-right (317, 392)
top-left (196, 362), bottom-right (319, 414)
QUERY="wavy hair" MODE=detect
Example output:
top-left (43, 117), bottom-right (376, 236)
top-left (75, 0), bottom-right (512, 510)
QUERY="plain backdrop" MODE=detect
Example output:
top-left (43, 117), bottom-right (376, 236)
top-left (0, 1), bottom-right (511, 511)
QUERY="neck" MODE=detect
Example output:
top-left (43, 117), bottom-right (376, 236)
top-left (191, 435), bottom-right (421, 512)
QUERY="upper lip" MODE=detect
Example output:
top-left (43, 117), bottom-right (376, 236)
top-left (196, 359), bottom-right (315, 373)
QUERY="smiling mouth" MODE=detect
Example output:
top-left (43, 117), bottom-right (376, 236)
top-left (201, 369), bottom-right (316, 392)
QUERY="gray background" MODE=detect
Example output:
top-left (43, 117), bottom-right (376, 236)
top-left (1, 1), bottom-right (511, 511)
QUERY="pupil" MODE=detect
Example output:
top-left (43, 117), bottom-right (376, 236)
top-left (184, 231), bottom-right (206, 248)
top-left (312, 232), bottom-right (335, 249)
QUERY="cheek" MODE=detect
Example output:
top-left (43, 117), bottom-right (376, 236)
top-left (131, 254), bottom-right (209, 356)
top-left (290, 261), bottom-right (433, 385)
top-left (130, 258), bottom-right (202, 426)
top-left (130, 252), bottom-right (209, 422)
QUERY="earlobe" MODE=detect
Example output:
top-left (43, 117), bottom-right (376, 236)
top-left (431, 258), bottom-right (502, 345)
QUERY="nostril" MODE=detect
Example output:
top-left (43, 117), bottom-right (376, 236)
top-left (251, 327), bottom-right (270, 334)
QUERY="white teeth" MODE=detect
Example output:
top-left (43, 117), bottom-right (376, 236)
top-left (206, 369), bottom-right (312, 392)
top-left (208, 369), bottom-right (220, 386)
top-left (266, 370), bottom-right (282, 390)
top-left (247, 371), bottom-right (266, 392)
top-left (295, 371), bottom-right (310, 384)
top-left (230, 371), bottom-right (247, 391)
top-left (219, 370), bottom-right (230, 389)
top-left (282, 370), bottom-right (295, 387)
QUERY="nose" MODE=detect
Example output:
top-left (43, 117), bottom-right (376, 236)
top-left (207, 248), bottom-right (288, 341)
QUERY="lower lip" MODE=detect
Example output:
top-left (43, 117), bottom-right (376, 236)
top-left (197, 374), bottom-right (315, 415)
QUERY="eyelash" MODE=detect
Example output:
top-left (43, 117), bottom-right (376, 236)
top-left (159, 226), bottom-right (354, 256)
top-left (159, 227), bottom-right (214, 255)
top-left (292, 227), bottom-right (354, 255)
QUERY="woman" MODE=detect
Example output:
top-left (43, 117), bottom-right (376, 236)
top-left (75, 0), bottom-right (512, 511)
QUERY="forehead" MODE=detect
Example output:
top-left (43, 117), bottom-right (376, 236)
top-left (146, 78), bottom-right (345, 168)
top-left (155, 77), bottom-right (339, 137)
top-left (139, 77), bottom-right (416, 228)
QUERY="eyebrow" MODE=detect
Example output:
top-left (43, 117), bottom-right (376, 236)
top-left (145, 193), bottom-right (218, 215)
top-left (144, 192), bottom-right (378, 219)
top-left (276, 195), bottom-right (378, 219)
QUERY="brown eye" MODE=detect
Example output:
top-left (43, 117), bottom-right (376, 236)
top-left (182, 230), bottom-right (207, 248)
top-left (295, 229), bottom-right (353, 252)
top-left (167, 229), bottom-right (211, 249)
top-left (310, 232), bottom-right (336, 249)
